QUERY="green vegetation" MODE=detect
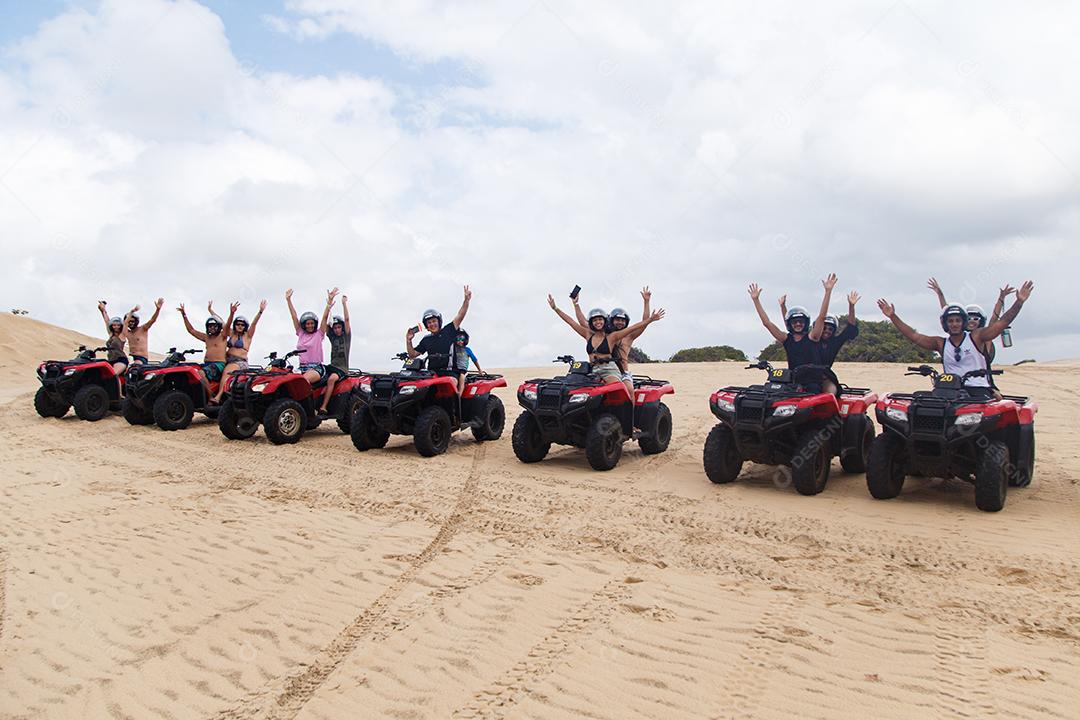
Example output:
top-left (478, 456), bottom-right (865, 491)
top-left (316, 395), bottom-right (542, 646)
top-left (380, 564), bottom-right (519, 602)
top-left (669, 345), bottom-right (748, 363)
top-left (627, 346), bottom-right (655, 364)
top-left (758, 319), bottom-right (938, 363)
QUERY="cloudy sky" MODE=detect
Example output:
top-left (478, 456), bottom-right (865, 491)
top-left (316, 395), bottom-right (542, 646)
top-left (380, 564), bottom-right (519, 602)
top-left (0, 0), bottom-right (1074, 367)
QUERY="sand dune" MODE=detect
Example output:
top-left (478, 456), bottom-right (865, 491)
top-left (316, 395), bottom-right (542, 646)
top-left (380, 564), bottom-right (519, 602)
top-left (1, 312), bottom-right (1079, 719)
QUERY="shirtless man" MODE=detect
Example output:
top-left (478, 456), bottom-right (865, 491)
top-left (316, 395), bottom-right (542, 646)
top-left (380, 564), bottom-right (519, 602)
top-left (123, 298), bottom-right (164, 365)
top-left (178, 300), bottom-right (235, 395)
top-left (574, 286), bottom-right (652, 398)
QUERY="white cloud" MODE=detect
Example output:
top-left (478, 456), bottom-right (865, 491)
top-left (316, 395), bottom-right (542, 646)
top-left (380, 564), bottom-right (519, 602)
top-left (0, 0), bottom-right (1076, 370)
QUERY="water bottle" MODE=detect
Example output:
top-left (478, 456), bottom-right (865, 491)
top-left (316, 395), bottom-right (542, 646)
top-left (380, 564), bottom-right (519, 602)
top-left (1001, 326), bottom-right (1013, 348)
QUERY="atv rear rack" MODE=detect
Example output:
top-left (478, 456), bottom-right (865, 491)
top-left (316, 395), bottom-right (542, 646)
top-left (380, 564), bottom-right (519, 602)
top-left (632, 375), bottom-right (671, 387)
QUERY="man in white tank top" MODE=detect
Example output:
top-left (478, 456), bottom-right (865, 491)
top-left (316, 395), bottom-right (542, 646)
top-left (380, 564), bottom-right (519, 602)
top-left (876, 281), bottom-right (1035, 388)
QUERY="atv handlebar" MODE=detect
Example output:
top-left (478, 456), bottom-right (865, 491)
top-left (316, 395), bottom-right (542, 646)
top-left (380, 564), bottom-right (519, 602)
top-left (905, 366), bottom-right (1002, 384)
top-left (554, 355), bottom-right (576, 364)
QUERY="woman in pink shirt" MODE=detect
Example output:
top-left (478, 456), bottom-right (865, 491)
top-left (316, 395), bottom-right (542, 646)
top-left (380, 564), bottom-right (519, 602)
top-left (285, 287), bottom-right (342, 415)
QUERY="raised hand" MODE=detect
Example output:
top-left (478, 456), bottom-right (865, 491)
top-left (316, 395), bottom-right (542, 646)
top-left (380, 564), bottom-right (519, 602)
top-left (207, 301), bottom-right (214, 313)
top-left (748, 283), bottom-right (763, 300)
top-left (98, 301), bottom-right (107, 312)
top-left (285, 288), bottom-right (293, 300)
top-left (847, 290), bottom-right (861, 305)
top-left (177, 302), bottom-right (186, 314)
top-left (649, 309), bottom-right (666, 322)
top-left (778, 293), bottom-right (786, 308)
top-left (822, 273), bottom-right (838, 291)
top-left (406, 326), bottom-right (417, 339)
top-left (463, 285), bottom-right (472, 302)
top-left (259, 299), bottom-right (268, 312)
top-left (342, 295), bottom-right (348, 305)
top-left (877, 299), bottom-right (895, 318)
top-left (641, 286), bottom-right (651, 302)
top-left (154, 298), bottom-right (164, 309)
top-left (131, 304), bottom-right (141, 313)
top-left (1016, 280), bottom-right (1035, 302)
top-left (998, 284), bottom-right (1016, 300)
top-left (547, 294), bottom-right (557, 310)
top-left (230, 301), bottom-right (240, 313)
top-left (927, 277), bottom-right (941, 293)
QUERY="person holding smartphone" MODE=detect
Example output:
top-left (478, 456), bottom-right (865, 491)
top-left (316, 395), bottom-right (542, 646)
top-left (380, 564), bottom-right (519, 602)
top-left (407, 286), bottom-right (473, 372)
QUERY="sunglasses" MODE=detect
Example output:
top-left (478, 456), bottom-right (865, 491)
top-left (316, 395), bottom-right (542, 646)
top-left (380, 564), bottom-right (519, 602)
top-left (954, 347), bottom-right (962, 362)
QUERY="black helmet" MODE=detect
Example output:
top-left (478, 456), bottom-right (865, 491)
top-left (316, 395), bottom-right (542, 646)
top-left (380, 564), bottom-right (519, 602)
top-left (940, 304), bottom-right (968, 332)
top-left (422, 308), bottom-right (442, 328)
top-left (455, 328), bottom-right (470, 345)
top-left (609, 307), bottom-right (630, 325)
top-left (785, 306), bottom-right (810, 333)
top-left (331, 315), bottom-right (344, 328)
top-left (299, 311), bottom-right (318, 328)
top-left (823, 314), bottom-right (839, 330)
top-left (964, 304), bottom-right (986, 328)
top-left (205, 317), bottom-right (222, 334)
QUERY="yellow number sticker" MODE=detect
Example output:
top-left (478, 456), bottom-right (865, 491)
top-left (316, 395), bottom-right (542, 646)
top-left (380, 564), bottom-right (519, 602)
top-left (572, 362), bottom-right (582, 369)
top-left (772, 369), bottom-right (784, 377)
top-left (940, 374), bottom-right (954, 383)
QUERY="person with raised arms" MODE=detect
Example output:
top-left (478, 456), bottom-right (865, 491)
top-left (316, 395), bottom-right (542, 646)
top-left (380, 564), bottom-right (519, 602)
top-left (178, 300), bottom-right (235, 396)
top-left (122, 298), bottom-right (164, 366)
top-left (286, 287), bottom-right (343, 416)
top-left (209, 300), bottom-right (267, 405)
top-left (877, 280), bottom-right (1034, 397)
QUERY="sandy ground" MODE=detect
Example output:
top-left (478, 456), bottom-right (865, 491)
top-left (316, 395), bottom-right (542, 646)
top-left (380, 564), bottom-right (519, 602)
top-left (1, 313), bottom-right (1079, 719)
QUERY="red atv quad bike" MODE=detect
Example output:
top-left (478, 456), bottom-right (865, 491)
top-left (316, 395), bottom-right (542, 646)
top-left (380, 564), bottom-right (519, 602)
top-left (703, 361), bottom-right (878, 495)
top-left (350, 352), bottom-right (507, 456)
top-left (869, 365), bottom-right (1037, 512)
top-left (34, 345), bottom-right (126, 421)
top-left (512, 355), bottom-right (675, 471)
top-left (218, 351), bottom-right (363, 445)
top-left (122, 348), bottom-right (222, 430)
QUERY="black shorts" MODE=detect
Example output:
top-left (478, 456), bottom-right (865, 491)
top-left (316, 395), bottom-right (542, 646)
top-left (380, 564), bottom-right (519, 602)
top-left (131, 354), bottom-right (148, 364)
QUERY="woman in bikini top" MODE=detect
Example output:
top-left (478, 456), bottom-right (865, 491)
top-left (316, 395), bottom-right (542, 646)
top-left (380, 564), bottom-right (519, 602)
top-left (210, 300), bottom-right (267, 405)
top-left (547, 295), bottom-right (665, 396)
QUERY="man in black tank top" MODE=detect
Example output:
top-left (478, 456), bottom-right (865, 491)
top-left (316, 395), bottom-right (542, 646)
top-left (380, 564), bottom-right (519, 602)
top-left (749, 276), bottom-right (835, 369)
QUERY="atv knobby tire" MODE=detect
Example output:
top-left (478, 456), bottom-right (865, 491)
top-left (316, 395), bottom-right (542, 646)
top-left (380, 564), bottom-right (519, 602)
top-left (264, 397), bottom-right (306, 445)
top-left (1010, 424), bottom-right (1035, 488)
top-left (414, 406), bottom-right (452, 457)
top-left (975, 440), bottom-right (1009, 512)
top-left (73, 384), bottom-right (110, 422)
top-left (350, 403), bottom-right (390, 451)
top-left (792, 429), bottom-right (831, 496)
top-left (219, 398), bottom-right (258, 440)
top-left (639, 402), bottom-right (672, 455)
top-left (585, 413), bottom-right (623, 471)
top-left (703, 424), bottom-right (742, 484)
top-left (35, 387), bottom-right (70, 418)
top-left (840, 414), bottom-right (875, 474)
top-left (154, 390), bottom-right (195, 431)
top-left (122, 398), bottom-right (155, 425)
top-left (511, 412), bottom-right (550, 463)
top-left (471, 395), bottom-right (506, 442)
top-left (866, 432), bottom-right (906, 500)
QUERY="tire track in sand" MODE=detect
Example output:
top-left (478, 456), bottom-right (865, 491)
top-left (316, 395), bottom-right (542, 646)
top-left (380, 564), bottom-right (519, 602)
top-left (214, 443), bottom-right (489, 720)
top-left (450, 576), bottom-right (632, 719)
top-left (932, 611), bottom-right (994, 719)
top-left (0, 548), bottom-right (6, 644)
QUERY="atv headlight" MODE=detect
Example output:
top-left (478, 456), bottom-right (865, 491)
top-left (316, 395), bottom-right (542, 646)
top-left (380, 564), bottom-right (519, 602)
top-left (144, 373), bottom-right (156, 380)
top-left (523, 389), bottom-right (537, 401)
top-left (360, 381), bottom-right (371, 394)
top-left (64, 368), bottom-right (76, 376)
top-left (251, 383), bottom-right (267, 392)
top-left (399, 385), bottom-right (417, 395)
top-left (716, 398), bottom-right (735, 413)
top-left (773, 404), bottom-right (796, 417)
top-left (955, 412), bottom-right (983, 427)
top-left (886, 407), bottom-right (908, 423)
top-left (568, 393), bottom-right (589, 404)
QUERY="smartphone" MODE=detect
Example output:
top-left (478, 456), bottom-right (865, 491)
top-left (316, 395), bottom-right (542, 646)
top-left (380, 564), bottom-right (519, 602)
top-left (570, 285), bottom-right (581, 300)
